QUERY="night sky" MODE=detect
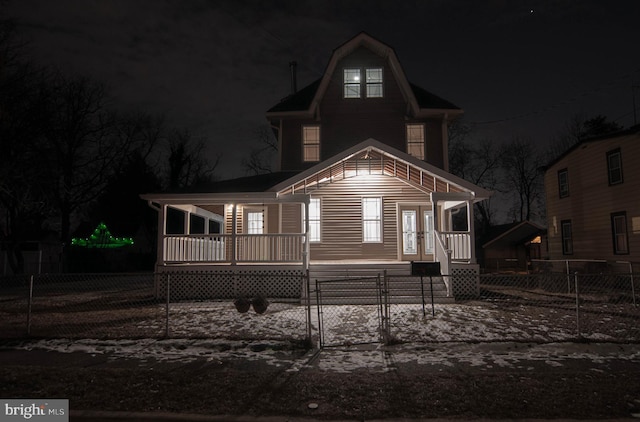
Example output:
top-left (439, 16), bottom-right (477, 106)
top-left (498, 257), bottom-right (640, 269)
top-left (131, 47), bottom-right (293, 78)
top-left (5, 0), bottom-right (640, 179)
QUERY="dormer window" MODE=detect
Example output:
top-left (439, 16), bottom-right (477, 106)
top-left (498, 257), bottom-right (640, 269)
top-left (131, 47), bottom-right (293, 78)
top-left (344, 68), bottom-right (361, 98)
top-left (366, 68), bottom-right (383, 97)
top-left (343, 67), bottom-right (383, 98)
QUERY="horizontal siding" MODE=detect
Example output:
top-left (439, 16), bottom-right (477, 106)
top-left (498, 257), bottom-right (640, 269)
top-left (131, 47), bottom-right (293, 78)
top-left (545, 132), bottom-right (640, 261)
top-left (309, 174), bottom-right (431, 260)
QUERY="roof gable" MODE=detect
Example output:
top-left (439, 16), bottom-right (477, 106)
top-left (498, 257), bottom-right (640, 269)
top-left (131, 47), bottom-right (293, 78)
top-left (270, 138), bottom-right (492, 199)
top-left (266, 32), bottom-right (461, 118)
top-left (544, 124), bottom-right (640, 170)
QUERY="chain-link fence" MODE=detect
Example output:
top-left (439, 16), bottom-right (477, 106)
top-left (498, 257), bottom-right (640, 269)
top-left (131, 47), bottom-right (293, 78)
top-left (2, 270), bottom-right (638, 346)
top-left (0, 271), bottom-right (310, 344)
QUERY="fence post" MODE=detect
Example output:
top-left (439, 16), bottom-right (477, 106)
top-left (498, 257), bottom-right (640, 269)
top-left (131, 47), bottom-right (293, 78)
top-left (27, 275), bottom-right (34, 336)
top-left (305, 270), bottom-right (312, 346)
top-left (165, 273), bottom-right (170, 338)
top-left (566, 260), bottom-right (571, 293)
top-left (574, 272), bottom-right (581, 339)
top-left (632, 272), bottom-right (637, 308)
top-left (628, 262), bottom-right (636, 307)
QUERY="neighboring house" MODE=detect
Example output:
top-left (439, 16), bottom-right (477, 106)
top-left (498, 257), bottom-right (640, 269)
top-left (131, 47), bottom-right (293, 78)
top-left (478, 221), bottom-right (546, 273)
top-left (141, 32), bottom-right (491, 299)
top-left (544, 125), bottom-right (640, 264)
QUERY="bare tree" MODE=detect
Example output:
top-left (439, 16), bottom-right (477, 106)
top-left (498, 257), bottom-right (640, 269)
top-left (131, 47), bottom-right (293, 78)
top-left (548, 114), bottom-right (623, 161)
top-left (242, 125), bottom-right (278, 175)
top-left (449, 121), bottom-right (501, 233)
top-left (501, 137), bottom-right (545, 222)
top-left (166, 129), bottom-right (219, 189)
top-left (0, 20), bottom-right (51, 273)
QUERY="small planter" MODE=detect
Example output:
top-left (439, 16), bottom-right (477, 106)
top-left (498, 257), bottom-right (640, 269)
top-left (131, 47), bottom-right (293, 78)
top-left (233, 297), bottom-right (251, 313)
top-left (252, 296), bottom-right (269, 314)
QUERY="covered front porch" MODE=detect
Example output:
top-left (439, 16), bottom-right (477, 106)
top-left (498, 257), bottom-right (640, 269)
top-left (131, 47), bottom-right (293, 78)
top-left (143, 190), bottom-right (479, 280)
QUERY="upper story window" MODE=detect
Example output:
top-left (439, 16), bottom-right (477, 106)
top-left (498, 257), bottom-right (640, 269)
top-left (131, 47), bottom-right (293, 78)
top-left (558, 168), bottom-right (569, 198)
top-left (611, 212), bottom-right (629, 254)
top-left (406, 124), bottom-right (425, 160)
top-left (607, 148), bottom-right (623, 185)
top-left (303, 125), bottom-right (320, 162)
top-left (343, 67), bottom-right (383, 98)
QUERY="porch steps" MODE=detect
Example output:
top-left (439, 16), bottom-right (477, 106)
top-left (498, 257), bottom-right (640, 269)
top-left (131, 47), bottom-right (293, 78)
top-left (307, 263), bottom-right (454, 305)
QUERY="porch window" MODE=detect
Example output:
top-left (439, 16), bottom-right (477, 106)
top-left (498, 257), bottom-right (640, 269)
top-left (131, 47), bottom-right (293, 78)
top-left (209, 220), bottom-right (222, 234)
top-left (611, 212), bottom-right (629, 254)
top-left (406, 124), bottom-right (425, 160)
top-left (189, 214), bottom-right (205, 234)
top-left (362, 197), bottom-right (382, 242)
top-left (303, 198), bottom-right (321, 242)
top-left (344, 68), bottom-right (361, 98)
top-left (166, 207), bottom-right (185, 234)
top-left (246, 211), bottom-right (264, 234)
top-left (303, 125), bottom-right (320, 162)
top-left (366, 68), bottom-right (383, 98)
top-left (561, 220), bottom-right (573, 255)
top-left (607, 148), bottom-right (623, 185)
top-left (558, 168), bottom-right (569, 198)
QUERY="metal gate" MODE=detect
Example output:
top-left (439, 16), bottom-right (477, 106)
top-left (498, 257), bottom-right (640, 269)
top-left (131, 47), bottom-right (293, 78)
top-left (314, 274), bottom-right (390, 348)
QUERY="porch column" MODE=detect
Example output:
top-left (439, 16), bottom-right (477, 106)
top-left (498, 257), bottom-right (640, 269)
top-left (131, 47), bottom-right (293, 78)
top-left (158, 204), bottom-right (167, 266)
top-left (303, 200), bottom-right (310, 271)
top-left (231, 204), bottom-right (237, 265)
top-left (467, 199), bottom-right (476, 263)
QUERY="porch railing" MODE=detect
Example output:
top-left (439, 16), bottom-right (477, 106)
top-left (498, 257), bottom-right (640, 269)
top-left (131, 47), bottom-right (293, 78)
top-left (162, 234), bottom-right (305, 264)
top-left (439, 231), bottom-right (471, 262)
top-left (434, 231), bottom-right (452, 296)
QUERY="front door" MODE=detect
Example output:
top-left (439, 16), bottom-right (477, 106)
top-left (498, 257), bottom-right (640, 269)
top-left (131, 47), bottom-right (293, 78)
top-left (398, 205), bottom-right (434, 261)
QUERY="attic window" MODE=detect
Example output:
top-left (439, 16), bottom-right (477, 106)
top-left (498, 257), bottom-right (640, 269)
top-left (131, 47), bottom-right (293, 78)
top-left (366, 68), bottom-right (383, 97)
top-left (344, 67), bottom-right (383, 98)
top-left (344, 68), bottom-right (361, 98)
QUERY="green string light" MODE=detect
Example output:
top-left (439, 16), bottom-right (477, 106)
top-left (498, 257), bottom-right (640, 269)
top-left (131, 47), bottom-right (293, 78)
top-left (71, 222), bottom-right (134, 248)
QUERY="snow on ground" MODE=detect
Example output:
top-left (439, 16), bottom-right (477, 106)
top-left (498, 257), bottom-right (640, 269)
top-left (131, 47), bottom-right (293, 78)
top-left (7, 338), bottom-right (640, 374)
top-left (4, 302), bottom-right (638, 373)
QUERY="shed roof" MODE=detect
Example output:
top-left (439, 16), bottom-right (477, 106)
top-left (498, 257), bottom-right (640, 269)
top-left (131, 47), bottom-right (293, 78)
top-left (481, 221), bottom-right (546, 249)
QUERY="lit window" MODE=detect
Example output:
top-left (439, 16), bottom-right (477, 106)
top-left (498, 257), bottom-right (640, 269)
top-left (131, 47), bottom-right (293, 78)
top-left (303, 198), bottom-right (321, 242)
top-left (362, 197), bottom-right (382, 242)
top-left (558, 168), bottom-right (569, 198)
top-left (406, 124), bottom-right (425, 160)
top-left (344, 68), bottom-right (361, 98)
top-left (607, 148), bottom-right (623, 185)
top-left (611, 212), bottom-right (629, 254)
top-left (366, 68), bottom-right (383, 98)
top-left (247, 211), bottom-right (264, 234)
top-left (303, 125), bottom-right (320, 162)
top-left (561, 220), bottom-right (573, 255)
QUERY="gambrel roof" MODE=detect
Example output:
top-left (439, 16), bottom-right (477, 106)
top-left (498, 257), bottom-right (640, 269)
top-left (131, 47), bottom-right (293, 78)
top-left (266, 32), bottom-right (462, 119)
